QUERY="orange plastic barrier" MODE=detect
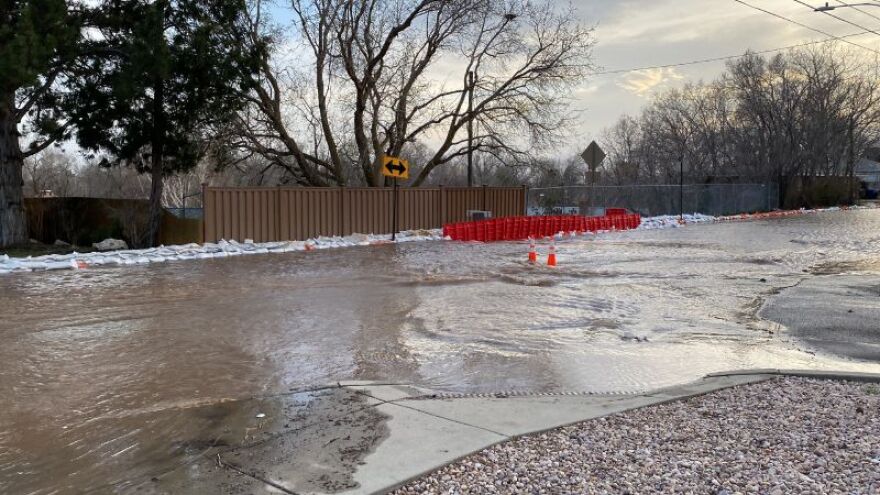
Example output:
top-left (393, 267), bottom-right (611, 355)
top-left (443, 213), bottom-right (642, 242)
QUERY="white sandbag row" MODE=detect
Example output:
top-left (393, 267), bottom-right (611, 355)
top-left (0, 229), bottom-right (444, 275)
top-left (636, 205), bottom-right (873, 231)
top-left (638, 213), bottom-right (717, 230)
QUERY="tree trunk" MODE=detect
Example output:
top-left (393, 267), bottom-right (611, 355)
top-left (0, 99), bottom-right (28, 248)
top-left (148, 78), bottom-right (166, 248)
top-left (148, 149), bottom-right (163, 247)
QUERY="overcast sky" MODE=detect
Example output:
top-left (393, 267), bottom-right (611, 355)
top-left (269, 0), bottom-right (880, 155)
top-left (578, 0), bottom-right (880, 149)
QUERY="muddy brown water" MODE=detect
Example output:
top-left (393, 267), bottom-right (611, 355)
top-left (3, 209), bottom-right (880, 493)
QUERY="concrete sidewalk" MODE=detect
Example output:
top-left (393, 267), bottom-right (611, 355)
top-left (144, 370), bottom-right (880, 495)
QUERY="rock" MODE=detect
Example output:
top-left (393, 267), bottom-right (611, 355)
top-left (54, 239), bottom-right (71, 247)
top-left (392, 377), bottom-right (879, 495)
top-left (92, 238), bottom-right (129, 252)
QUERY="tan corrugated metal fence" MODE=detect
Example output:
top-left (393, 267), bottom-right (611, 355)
top-left (203, 186), bottom-right (527, 243)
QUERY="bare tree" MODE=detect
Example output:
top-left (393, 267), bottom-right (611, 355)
top-left (600, 116), bottom-right (643, 185)
top-left (161, 161), bottom-right (212, 208)
top-left (599, 45), bottom-right (880, 189)
top-left (22, 149), bottom-right (77, 197)
top-left (73, 161), bottom-right (151, 199)
top-left (221, 0), bottom-right (594, 187)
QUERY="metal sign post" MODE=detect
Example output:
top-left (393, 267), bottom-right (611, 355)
top-left (381, 155), bottom-right (410, 241)
top-left (392, 179), bottom-right (399, 241)
top-left (581, 141), bottom-right (606, 210)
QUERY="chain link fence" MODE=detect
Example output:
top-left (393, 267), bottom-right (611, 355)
top-left (527, 183), bottom-right (780, 217)
top-left (165, 207), bottom-right (204, 219)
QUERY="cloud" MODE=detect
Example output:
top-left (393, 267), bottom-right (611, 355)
top-left (573, 84), bottom-right (601, 98)
top-left (617, 68), bottom-right (684, 96)
top-left (595, 1), bottom-right (738, 46)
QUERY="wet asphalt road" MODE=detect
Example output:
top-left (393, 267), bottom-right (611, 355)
top-left (2, 209), bottom-right (880, 493)
top-left (761, 274), bottom-right (880, 361)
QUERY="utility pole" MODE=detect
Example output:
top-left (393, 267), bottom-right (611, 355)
top-left (465, 14), bottom-right (516, 188)
top-left (848, 116), bottom-right (856, 204)
top-left (465, 14), bottom-right (517, 188)
top-left (466, 70), bottom-right (475, 187)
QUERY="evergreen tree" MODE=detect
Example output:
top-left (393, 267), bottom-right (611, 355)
top-left (0, 1), bottom-right (80, 247)
top-left (71, 0), bottom-right (257, 247)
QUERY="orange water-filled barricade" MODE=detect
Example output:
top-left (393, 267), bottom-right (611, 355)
top-left (443, 212), bottom-right (642, 242)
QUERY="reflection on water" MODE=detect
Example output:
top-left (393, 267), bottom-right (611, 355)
top-left (2, 209), bottom-right (880, 493)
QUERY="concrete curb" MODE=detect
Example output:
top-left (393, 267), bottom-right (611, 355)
top-left (706, 368), bottom-right (880, 383)
top-left (335, 374), bottom-right (767, 495)
top-left (149, 371), bottom-right (880, 494)
top-left (336, 370), bottom-right (880, 495)
top-left (162, 372), bottom-right (878, 494)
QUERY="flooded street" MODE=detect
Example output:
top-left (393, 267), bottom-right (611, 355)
top-left (3, 209), bottom-right (880, 493)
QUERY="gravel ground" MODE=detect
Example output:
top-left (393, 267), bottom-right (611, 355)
top-left (394, 377), bottom-right (880, 494)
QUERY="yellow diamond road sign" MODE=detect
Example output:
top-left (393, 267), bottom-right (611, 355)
top-left (581, 141), bottom-right (606, 172)
top-left (381, 155), bottom-right (409, 179)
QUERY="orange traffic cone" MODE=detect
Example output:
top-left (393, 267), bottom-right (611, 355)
top-left (528, 237), bottom-right (537, 263)
top-left (547, 240), bottom-right (557, 267)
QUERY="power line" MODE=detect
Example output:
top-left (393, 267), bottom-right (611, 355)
top-left (590, 1), bottom-right (880, 78)
top-left (793, 0), bottom-right (880, 37)
top-left (834, 0), bottom-right (880, 23)
top-left (592, 29), bottom-right (874, 76)
top-left (731, 0), bottom-right (880, 54)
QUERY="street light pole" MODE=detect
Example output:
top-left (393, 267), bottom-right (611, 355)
top-left (465, 13), bottom-right (517, 188)
top-left (814, 2), bottom-right (880, 11)
top-left (466, 70), bottom-right (475, 187)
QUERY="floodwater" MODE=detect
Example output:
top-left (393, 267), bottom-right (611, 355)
top-left (3, 209), bottom-right (880, 493)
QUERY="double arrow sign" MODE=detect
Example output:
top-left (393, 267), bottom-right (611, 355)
top-left (381, 154), bottom-right (410, 241)
top-left (381, 155), bottom-right (410, 180)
